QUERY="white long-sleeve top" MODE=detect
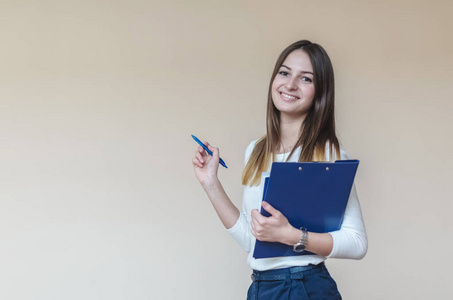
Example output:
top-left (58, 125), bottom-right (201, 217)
top-left (227, 140), bottom-right (368, 271)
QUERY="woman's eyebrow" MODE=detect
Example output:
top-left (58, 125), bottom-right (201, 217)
top-left (281, 64), bottom-right (313, 75)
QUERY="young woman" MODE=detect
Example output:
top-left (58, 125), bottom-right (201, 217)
top-left (192, 40), bottom-right (367, 299)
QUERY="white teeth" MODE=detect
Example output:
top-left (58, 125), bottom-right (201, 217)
top-left (281, 93), bottom-right (297, 100)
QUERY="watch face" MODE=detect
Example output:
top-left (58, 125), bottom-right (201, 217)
top-left (294, 244), bottom-right (306, 252)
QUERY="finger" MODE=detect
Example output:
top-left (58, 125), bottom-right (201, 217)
top-left (251, 209), bottom-right (260, 220)
top-left (203, 141), bottom-right (212, 154)
top-left (198, 145), bottom-right (205, 154)
top-left (195, 152), bottom-right (204, 163)
top-left (193, 151), bottom-right (204, 164)
top-left (261, 201), bottom-right (280, 217)
top-left (251, 209), bottom-right (265, 225)
top-left (250, 213), bottom-right (260, 229)
top-left (250, 219), bottom-right (255, 231)
top-left (192, 157), bottom-right (203, 168)
top-left (194, 150), bottom-right (203, 160)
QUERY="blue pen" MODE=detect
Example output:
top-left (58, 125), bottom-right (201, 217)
top-left (191, 134), bottom-right (228, 168)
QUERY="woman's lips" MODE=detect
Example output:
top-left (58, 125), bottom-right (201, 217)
top-left (280, 92), bottom-right (300, 101)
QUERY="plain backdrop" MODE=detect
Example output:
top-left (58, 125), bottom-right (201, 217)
top-left (1, 0), bottom-right (452, 299)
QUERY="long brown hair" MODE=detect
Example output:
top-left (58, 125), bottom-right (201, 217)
top-left (242, 40), bottom-right (340, 186)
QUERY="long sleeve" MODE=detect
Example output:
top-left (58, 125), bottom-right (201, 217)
top-left (226, 140), bottom-right (257, 252)
top-left (327, 149), bottom-right (368, 259)
top-left (227, 188), bottom-right (252, 252)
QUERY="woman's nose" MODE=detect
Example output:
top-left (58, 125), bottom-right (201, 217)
top-left (285, 77), bottom-right (298, 90)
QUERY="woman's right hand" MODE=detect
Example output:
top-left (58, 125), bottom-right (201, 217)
top-left (191, 142), bottom-right (240, 229)
top-left (192, 141), bottom-right (220, 188)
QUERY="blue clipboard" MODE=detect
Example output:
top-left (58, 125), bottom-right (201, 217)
top-left (253, 160), bottom-right (359, 259)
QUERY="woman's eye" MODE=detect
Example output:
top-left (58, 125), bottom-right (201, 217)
top-left (301, 77), bottom-right (312, 83)
top-left (279, 71), bottom-right (289, 76)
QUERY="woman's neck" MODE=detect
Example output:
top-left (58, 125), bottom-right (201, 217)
top-left (277, 114), bottom-right (305, 153)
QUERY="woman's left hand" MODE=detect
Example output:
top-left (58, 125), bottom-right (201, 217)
top-left (250, 201), bottom-right (298, 245)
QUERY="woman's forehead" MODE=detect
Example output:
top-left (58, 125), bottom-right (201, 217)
top-left (281, 50), bottom-right (313, 73)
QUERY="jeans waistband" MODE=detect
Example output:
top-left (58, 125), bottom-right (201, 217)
top-left (251, 262), bottom-right (325, 282)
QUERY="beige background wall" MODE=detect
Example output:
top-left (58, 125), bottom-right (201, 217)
top-left (1, 0), bottom-right (452, 299)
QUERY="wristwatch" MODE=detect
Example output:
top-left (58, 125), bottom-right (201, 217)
top-left (293, 227), bottom-right (308, 252)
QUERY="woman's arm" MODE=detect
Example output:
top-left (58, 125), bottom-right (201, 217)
top-left (192, 142), bottom-right (240, 229)
top-left (326, 184), bottom-right (368, 259)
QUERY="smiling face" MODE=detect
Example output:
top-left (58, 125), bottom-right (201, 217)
top-left (271, 50), bottom-right (315, 121)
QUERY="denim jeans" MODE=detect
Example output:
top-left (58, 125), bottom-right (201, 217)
top-left (247, 263), bottom-right (342, 300)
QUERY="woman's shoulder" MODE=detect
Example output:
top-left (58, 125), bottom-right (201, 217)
top-left (244, 137), bottom-right (263, 163)
top-left (246, 138), bottom-right (259, 152)
top-left (339, 147), bottom-right (351, 160)
top-left (324, 141), bottom-right (353, 161)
